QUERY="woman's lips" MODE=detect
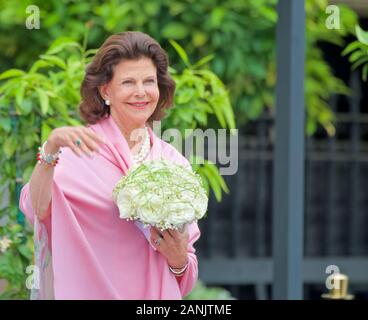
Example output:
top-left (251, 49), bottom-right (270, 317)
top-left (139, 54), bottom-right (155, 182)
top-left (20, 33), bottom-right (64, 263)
top-left (127, 102), bottom-right (150, 109)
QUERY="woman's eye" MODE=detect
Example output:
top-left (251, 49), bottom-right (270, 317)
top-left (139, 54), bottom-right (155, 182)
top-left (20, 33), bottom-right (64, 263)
top-left (122, 81), bottom-right (133, 85)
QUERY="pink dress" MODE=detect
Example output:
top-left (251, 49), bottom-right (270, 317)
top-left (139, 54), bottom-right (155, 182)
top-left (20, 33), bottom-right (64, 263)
top-left (19, 115), bottom-right (201, 300)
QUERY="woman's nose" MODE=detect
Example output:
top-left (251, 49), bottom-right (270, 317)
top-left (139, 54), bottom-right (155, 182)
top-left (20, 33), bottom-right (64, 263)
top-left (134, 83), bottom-right (146, 96)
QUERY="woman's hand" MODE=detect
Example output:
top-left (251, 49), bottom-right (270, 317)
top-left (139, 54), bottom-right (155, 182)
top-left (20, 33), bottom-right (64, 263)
top-left (150, 225), bottom-right (189, 268)
top-left (47, 126), bottom-right (106, 158)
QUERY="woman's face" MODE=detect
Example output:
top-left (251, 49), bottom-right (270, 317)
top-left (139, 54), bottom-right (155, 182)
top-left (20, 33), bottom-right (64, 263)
top-left (100, 57), bottom-right (160, 129)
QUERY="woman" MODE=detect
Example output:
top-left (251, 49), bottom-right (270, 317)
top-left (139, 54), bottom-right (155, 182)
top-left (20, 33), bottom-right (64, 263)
top-left (19, 31), bottom-right (201, 300)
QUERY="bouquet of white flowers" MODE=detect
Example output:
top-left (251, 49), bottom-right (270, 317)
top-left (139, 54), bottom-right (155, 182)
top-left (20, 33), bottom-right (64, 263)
top-left (112, 159), bottom-right (208, 236)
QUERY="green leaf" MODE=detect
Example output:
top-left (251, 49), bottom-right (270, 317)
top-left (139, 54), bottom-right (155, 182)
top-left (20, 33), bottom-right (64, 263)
top-left (168, 66), bottom-right (178, 74)
top-left (17, 244), bottom-right (32, 260)
top-left (176, 88), bottom-right (195, 104)
top-left (211, 7), bottom-right (226, 28)
top-left (193, 111), bottom-right (207, 125)
top-left (351, 56), bottom-right (368, 70)
top-left (36, 89), bottom-right (49, 115)
top-left (363, 64), bottom-right (368, 82)
top-left (221, 95), bottom-right (236, 129)
top-left (194, 167), bottom-right (209, 197)
top-left (192, 31), bottom-right (208, 47)
top-left (22, 165), bottom-right (34, 184)
top-left (163, 23), bottom-right (188, 40)
top-left (200, 166), bottom-right (222, 202)
top-left (356, 25), bottom-right (368, 46)
top-left (169, 40), bottom-right (191, 67)
top-left (341, 41), bottom-right (362, 56)
top-left (29, 60), bottom-right (52, 73)
top-left (192, 54), bottom-right (215, 69)
top-left (247, 97), bottom-right (264, 120)
top-left (40, 55), bottom-right (66, 69)
top-left (209, 99), bottom-right (226, 127)
top-left (24, 131), bottom-right (38, 148)
top-left (46, 37), bottom-right (81, 55)
top-left (175, 106), bottom-right (193, 123)
top-left (204, 161), bottom-right (229, 194)
top-left (41, 122), bottom-right (52, 143)
top-left (348, 50), bottom-right (366, 63)
top-left (18, 100), bottom-right (33, 115)
top-left (0, 118), bottom-right (11, 133)
top-left (67, 118), bottom-right (82, 126)
top-left (306, 118), bottom-right (317, 136)
top-left (15, 84), bottom-right (25, 109)
top-left (3, 136), bottom-right (17, 158)
top-left (0, 69), bottom-right (25, 81)
top-left (83, 48), bottom-right (98, 58)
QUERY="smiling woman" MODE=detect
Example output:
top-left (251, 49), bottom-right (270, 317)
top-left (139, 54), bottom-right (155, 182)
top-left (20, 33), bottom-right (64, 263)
top-left (98, 58), bottom-right (160, 147)
top-left (19, 31), bottom-right (201, 300)
top-left (79, 31), bottom-right (175, 127)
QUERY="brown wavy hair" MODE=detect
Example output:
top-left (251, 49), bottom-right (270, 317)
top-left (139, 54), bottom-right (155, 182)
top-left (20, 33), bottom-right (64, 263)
top-left (79, 31), bottom-right (176, 124)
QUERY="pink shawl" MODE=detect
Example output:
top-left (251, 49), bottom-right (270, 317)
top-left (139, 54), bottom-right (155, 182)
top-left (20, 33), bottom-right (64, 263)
top-left (19, 115), bottom-right (201, 300)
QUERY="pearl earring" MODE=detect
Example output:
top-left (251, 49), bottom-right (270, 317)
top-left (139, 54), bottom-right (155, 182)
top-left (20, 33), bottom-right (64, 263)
top-left (105, 99), bottom-right (110, 106)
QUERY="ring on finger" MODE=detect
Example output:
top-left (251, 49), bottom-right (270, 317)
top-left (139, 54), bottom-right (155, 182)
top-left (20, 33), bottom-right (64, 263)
top-left (75, 138), bottom-right (82, 147)
top-left (154, 235), bottom-right (163, 246)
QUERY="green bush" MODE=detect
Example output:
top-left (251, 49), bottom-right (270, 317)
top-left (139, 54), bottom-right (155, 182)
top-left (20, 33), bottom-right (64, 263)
top-left (0, 0), bottom-right (358, 134)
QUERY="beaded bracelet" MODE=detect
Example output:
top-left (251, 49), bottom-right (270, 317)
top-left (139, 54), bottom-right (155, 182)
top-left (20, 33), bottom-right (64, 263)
top-left (168, 262), bottom-right (188, 277)
top-left (37, 141), bottom-right (62, 167)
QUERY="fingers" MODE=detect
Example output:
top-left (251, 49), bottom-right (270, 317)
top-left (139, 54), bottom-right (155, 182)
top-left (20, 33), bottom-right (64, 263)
top-left (151, 226), bottom-right (188, 240)
top-left (161, 228), bottom-right (175, 240)
top-left (150, 226), bottom-right (164, 239)
top-left (69, 127), bottom-right (105, 158)
top-left (165, 227), bottom-right (189, 243)
top-left (78, 134), bottom-right (98, 154)
top-left (165, 229), bottom-right (176, 238)
top-left (150, 227), bottom-right (164, 248)
top-left (77, 127), bottom-right (104, 151)
top-left (167, 229), bottom-right (183, 240)
top-left (82, 127), bottom-right (106, 146)
top-left (49, 126), bottom-right (105, 152)
top-left (68, 133), bottom-right (92, 158)
top-left (65, 135), bottom-right (83, 157)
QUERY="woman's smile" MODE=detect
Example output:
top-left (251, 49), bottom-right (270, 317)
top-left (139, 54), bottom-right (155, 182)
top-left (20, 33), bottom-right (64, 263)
top-left (127, 101), bottom-right (150, 110)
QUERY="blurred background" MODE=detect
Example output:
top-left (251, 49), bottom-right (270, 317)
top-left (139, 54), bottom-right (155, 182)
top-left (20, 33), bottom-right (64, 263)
top-left (0, 0), bottom-right (367, 299)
